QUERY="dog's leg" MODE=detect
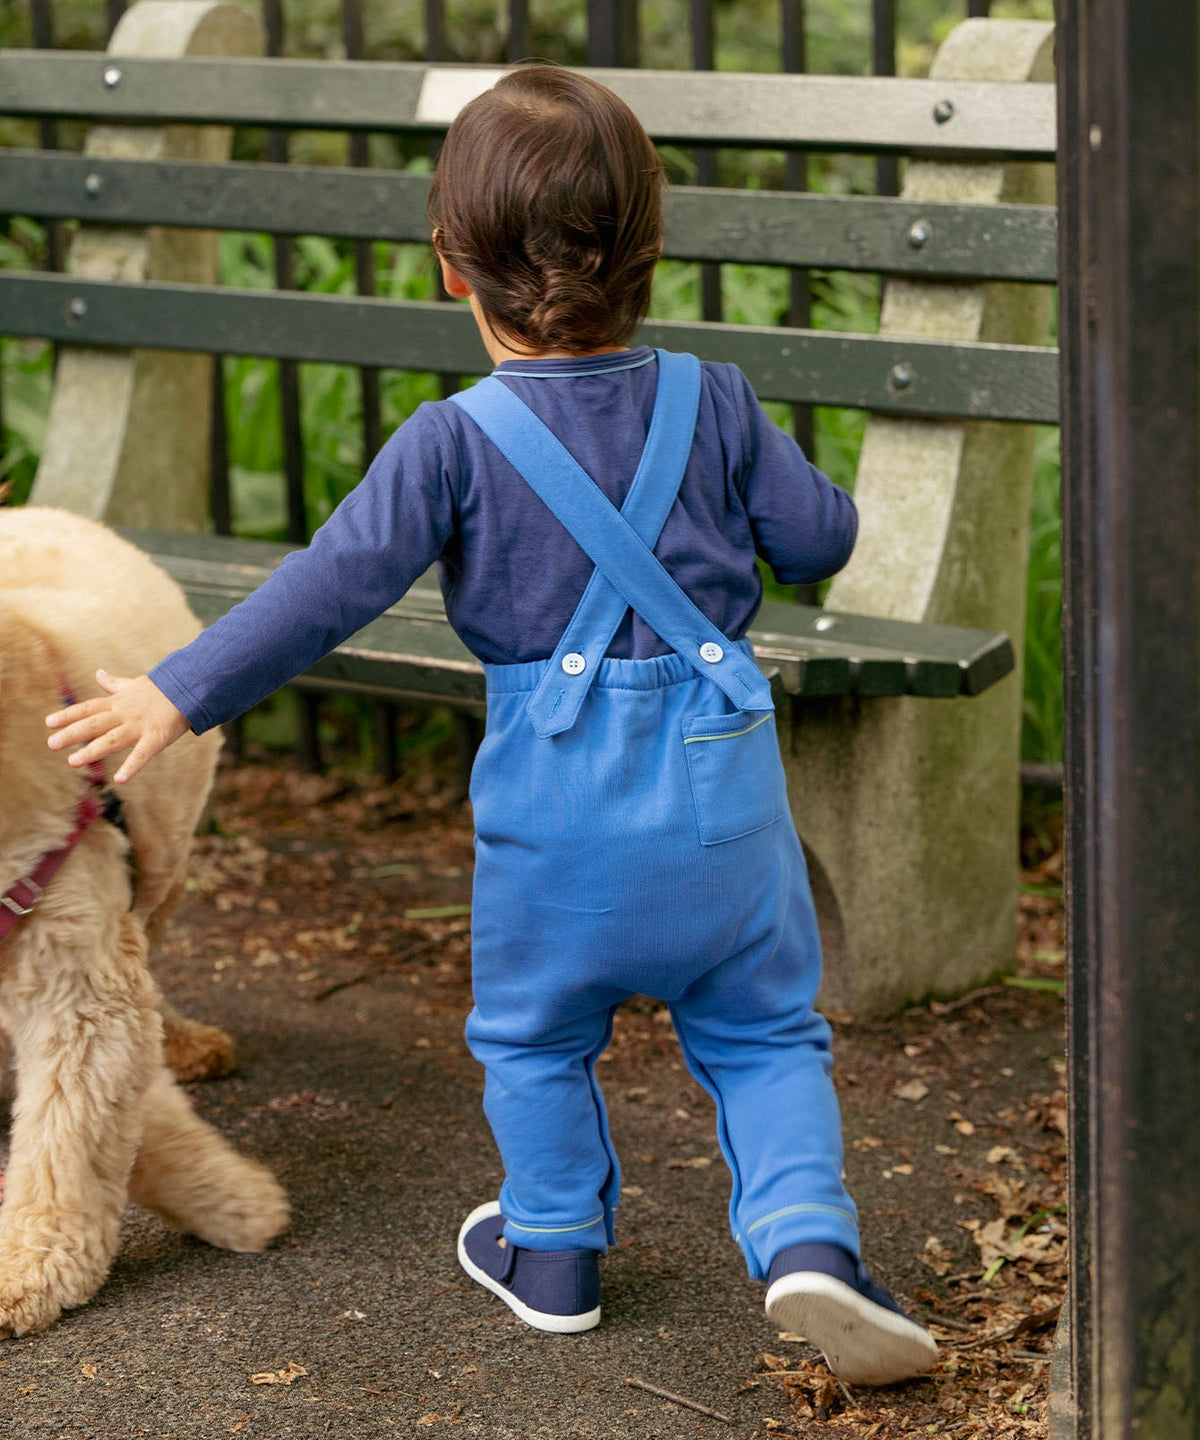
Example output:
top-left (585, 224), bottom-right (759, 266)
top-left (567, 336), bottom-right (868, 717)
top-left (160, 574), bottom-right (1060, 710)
top-left (128, 1070), bottom-right (289, 1251)
top-left (0, 912), bottom-right (160, 1337)
top-left (158, 996), bottom-right (236, 1083)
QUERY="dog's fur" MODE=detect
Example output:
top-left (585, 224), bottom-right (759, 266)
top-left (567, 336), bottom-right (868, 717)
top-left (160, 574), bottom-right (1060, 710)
top-left (0, 507), bottom-right (288, 1337)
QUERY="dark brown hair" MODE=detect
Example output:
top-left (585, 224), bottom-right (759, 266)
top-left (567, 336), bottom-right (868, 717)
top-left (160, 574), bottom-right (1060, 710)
top-left (429, 64), bottom-right (665, 354)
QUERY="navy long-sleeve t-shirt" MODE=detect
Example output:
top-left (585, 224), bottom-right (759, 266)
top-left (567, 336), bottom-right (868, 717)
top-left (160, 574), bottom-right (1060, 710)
top-left (151, 346), bottom-right (857, 735)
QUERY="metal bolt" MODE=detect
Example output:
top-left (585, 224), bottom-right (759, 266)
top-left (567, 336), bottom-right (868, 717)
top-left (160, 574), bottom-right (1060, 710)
top-left (814, 616), bottom-right (837, 633)
top-left (69, 298), bottom-right (87, 319)
top-left (84, 172), bottom-right (103, 196)
top-left (907, 221), bottom-right (930, 250)
top-left (103, 65), bottom-right (122, 88)
top-left (889, 363), bottom-right (914, 392)
top-left (933, 99), bottom-right (955, 125)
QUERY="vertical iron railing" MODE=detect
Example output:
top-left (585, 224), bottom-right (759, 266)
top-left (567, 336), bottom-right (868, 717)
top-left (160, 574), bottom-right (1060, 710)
top-left (507, 0), bottom-right (529, 59)
top-left (586, 0), bottom-right (639, 67)
top-left (781, 0), bottom-right (814, 472)
top-left (261, 0), bottom-right (323, 769)
top-left (872, 0), bottom-right (898, 196)
top-left (28, 0), bottom-right (63, 274)
top-left (690, 0), bottom-right (721, 323)
top-left (1059, 0), bottom-right (1200, 1432)
top-left (343, 0), bottom-right (398, 780)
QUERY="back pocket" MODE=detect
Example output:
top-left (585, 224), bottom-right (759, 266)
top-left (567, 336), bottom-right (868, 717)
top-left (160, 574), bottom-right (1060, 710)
top-left (682, 709), bottom-right (787, 845)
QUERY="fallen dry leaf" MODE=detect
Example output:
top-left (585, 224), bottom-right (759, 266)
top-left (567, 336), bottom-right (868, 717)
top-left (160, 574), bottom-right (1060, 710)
top-left (894, 1079), bottom-right (930, 1103)
top-left (250, 1361), bottom-right (308, 1385)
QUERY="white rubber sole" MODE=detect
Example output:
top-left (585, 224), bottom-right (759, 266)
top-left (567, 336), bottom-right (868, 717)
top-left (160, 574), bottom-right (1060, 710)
top-left (765, 1271), bottom-right (939, 1386)
top-left (456, 1202), bottom-right (601, 1335)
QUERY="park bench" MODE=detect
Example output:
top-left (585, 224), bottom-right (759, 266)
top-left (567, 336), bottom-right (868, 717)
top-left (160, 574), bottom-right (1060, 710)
top-left (0, 1), bottom-right (1056, 1018)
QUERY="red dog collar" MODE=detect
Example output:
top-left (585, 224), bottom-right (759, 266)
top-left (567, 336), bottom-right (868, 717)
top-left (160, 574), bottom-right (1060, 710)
top-left (0, 688), bottom-right (108, 943)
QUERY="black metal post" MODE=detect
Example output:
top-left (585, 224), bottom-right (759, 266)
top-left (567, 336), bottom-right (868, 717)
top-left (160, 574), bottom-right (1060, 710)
top-left (967, 0), bottom-right (992, 16)
top-left (586, 0), bottom-right (639, 68)
top-left (1057, 0), bottom-right (1200, 1433)
top-left (105, 0), bottom-right (126, 39)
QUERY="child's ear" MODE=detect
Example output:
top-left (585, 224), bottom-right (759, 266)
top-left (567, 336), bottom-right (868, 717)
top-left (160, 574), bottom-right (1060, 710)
top-left (437, 255), bottom-right (473, 300)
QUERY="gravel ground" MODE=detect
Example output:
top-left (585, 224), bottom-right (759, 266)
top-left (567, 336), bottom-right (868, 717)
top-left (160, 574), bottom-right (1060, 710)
top-left (0, 758), bottom-right (1067, 1439)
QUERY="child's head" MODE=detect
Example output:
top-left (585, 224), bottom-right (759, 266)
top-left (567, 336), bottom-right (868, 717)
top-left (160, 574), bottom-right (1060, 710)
top-left (429, 64), bottom-right (665, 355)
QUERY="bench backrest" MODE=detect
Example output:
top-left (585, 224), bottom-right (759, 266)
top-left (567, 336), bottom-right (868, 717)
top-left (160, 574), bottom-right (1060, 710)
top-left (0, 27), bottom-right (1056, 425)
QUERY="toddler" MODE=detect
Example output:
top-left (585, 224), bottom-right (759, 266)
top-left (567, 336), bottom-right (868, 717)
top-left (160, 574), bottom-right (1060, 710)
top-left (47, 63), bottom-right (938, 1386)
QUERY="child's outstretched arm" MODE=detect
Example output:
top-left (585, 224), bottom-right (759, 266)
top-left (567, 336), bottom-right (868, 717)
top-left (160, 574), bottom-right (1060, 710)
top-left (46, 670), bottom-right (191, 784)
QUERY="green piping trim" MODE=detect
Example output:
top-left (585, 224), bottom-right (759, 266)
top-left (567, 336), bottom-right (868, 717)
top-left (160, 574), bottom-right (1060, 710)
top-left (745, 1202), bottom-right (858, 1236)
top-left (683, 712), bottom-right (774, 745)
top-left (506, 1213), bottom-right (606, 1235)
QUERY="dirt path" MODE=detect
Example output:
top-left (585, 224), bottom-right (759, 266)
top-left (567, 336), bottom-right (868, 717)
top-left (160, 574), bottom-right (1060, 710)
top-left (0, 758), bottom-right (1066, 1438)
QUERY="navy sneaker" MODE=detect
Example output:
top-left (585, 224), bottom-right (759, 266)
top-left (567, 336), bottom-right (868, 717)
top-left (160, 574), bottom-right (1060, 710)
top-left (456, 1201), bottom-right (601, 1334)
top-left (764, 1242), bottom-right (939, 1386)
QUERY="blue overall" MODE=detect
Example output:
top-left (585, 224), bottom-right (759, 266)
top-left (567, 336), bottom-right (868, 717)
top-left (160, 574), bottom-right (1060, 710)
top-left (450, 352), bottom-right (859, 1281)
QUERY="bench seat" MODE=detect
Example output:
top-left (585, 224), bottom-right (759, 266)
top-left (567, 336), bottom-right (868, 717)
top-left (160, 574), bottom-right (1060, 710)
top-left (122, 528), bottom-right (1015, 710)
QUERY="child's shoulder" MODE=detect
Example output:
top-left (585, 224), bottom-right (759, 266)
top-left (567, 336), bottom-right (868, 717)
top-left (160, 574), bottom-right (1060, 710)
top-left (696, 355), bottom-right (756, 400)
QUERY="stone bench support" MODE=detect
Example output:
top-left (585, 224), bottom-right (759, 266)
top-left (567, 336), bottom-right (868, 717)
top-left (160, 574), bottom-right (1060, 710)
top-left (31, 0), bottom-right (260, 531)
top-left (788, 19), bottom-right (1056, 1017)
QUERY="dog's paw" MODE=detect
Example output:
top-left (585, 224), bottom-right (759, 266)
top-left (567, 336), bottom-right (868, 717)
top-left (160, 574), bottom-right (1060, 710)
top-left (162, 1017), bottom-right (236, 1083)
top-left (0, 1248), bottom-right (103, 1337)
top-left (189, 1158), bottom-right (290, 1253)
top-left (0, 1286), bottom-right (63, 1338)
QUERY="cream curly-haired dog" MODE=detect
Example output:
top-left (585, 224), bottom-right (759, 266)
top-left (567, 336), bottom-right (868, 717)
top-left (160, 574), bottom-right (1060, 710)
top-left (0, 506), bottom-right (288, 1337)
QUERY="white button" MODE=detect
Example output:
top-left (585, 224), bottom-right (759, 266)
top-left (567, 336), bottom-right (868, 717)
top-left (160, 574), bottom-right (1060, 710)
top-left (699, 642), bottom-right (724, 664)
top-left (562, 652), bottom-right (587, 675)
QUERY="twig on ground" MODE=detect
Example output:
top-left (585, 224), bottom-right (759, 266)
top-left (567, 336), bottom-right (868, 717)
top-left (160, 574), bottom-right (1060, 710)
top-left (953, 1307), bottom-right (1058, 1351)
top-left (311, 973), bottom-right (370, 1002)
top-left (920, 1312), bottom-right (973, 1333)
top-left (928, 985), bottom-right (1006, 1015)
top-left (624, 1377), bottom-right (734, 1424)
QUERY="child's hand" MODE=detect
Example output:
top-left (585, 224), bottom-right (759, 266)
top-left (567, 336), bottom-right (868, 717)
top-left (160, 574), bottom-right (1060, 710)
top-left (45, 671), bottom-right (190, 784)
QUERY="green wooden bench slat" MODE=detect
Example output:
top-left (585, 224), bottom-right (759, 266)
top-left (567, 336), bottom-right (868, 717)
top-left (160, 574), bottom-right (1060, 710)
top-left (0, 151), bottom-right (1059, 283)
top-left (118, 529), bottom-right (1014, 701)
top-left (665, 188), bottom-right (1057, 283)
top-left (0, 53), bottom-right (1056, 156)
top-left (0, 273), bottom-right (1060, 422)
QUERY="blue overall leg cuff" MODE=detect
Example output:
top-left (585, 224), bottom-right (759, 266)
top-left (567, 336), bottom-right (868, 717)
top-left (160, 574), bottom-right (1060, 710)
top-left (501, 1209), bottom-right (611, 1254)
top-left (740, 1202), bottom-right (861, 1280)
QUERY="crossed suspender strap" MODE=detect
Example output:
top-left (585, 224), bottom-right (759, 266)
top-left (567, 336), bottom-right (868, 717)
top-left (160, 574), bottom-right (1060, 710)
top-left (450, 349), bottom-right (774, 735)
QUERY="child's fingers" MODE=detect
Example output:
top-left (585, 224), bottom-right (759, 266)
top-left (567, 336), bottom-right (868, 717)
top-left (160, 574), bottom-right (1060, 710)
top-left (95, 668), bottom-right (132, 696)
top-left (45, 694), bottom-right (109, 732)
top-left (62, 724), bottom-right (136, 770)
top-left (113, 733), bottom-right (164, 785)
top-left (45, 705), bottom-right (119, 752)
